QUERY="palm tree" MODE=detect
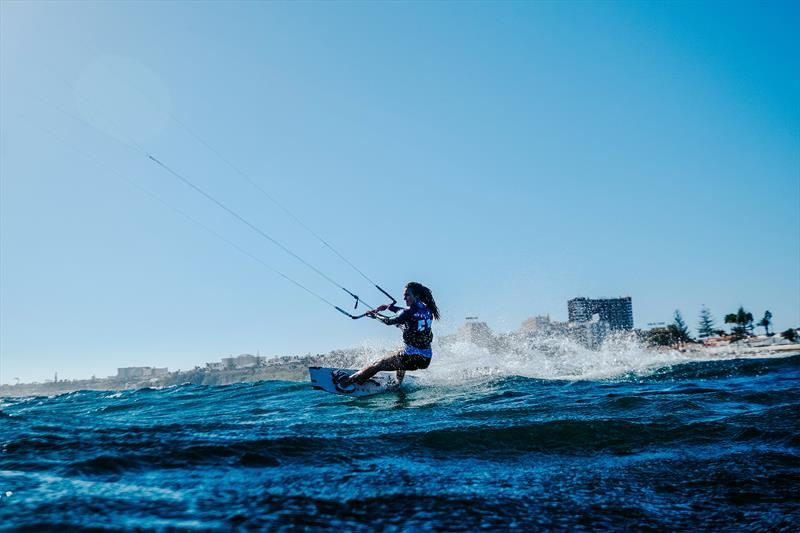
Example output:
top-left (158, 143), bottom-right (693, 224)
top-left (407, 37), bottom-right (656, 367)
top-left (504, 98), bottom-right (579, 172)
top-left (725, 306), bottom-right (754, 341)
top-left (758, 311), bottom-right (773, 336)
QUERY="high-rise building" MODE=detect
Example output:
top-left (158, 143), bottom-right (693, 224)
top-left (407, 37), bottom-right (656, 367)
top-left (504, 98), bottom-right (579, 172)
top-left (568, 297), bottom-right (633, 331)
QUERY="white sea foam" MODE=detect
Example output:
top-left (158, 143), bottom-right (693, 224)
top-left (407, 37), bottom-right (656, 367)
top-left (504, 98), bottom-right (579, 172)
top-left (334, 331), bottom-right (796, 384)
top-left (422, 335), bottom-right (677, 383)
top-left (439, 336), bottom-right (800, 383)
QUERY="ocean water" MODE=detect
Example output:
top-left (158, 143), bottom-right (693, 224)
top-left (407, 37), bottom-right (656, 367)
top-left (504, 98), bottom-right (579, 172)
top-left (1, 347), bottom-right (798, 531)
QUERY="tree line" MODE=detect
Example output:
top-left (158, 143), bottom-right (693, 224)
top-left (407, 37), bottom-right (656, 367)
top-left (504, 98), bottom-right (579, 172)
top-left (647, 306), bottom-right (797, 347)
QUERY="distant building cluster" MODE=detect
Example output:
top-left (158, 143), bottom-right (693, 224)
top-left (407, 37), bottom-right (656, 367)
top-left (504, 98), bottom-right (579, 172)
top-left (518, 313), bottom-right (607, 350)
top-left (114, 353), bottom-right (310, 382)
top-left (222, 354), bottom-right (262, 369)
top-left (206, 353), bottom-right (303, 370)
top-left (116, 366), bottom-right (169, 380)
top-left (455, 296), bottom-right (635, 350)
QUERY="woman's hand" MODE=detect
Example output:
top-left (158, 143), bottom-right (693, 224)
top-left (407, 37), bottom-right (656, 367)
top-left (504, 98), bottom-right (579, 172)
top-left (374, 304), bottom-right (391, 312)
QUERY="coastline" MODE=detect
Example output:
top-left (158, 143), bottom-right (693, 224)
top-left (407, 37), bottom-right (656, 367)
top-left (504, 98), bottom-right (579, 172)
top-left (2, 342), bottom-right (798, 398)
top-left (0, 356), bottom-right (322, 398)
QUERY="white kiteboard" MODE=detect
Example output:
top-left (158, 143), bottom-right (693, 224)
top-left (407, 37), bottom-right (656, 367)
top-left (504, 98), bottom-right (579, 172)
top-left (308, 367), bottom-right (403, 397)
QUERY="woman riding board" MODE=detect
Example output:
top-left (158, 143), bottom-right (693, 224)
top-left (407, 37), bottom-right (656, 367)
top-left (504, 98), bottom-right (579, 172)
top-left (336, 282), bottom-right (440, 388)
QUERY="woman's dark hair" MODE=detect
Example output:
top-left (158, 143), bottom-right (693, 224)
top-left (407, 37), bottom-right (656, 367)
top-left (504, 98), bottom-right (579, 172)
top-left (405, 282), bottom-right (440, 320)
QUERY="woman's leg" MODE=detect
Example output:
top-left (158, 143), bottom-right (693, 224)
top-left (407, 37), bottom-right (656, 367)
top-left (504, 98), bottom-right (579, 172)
top-left (344, 351), bottom-right (403, 386)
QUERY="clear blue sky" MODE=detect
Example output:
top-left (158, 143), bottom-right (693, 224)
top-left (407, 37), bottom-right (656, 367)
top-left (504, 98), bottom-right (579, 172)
top-left (1, 1), bottom-right (798, 383)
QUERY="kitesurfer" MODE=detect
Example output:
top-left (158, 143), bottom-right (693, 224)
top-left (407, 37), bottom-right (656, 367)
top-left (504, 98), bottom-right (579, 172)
top-left (336, 282), bottom-right (440, 388)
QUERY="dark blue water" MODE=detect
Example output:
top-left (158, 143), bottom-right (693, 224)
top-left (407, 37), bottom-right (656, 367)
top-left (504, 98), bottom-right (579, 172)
top-left (1, 354), bottom-right (798, 531)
